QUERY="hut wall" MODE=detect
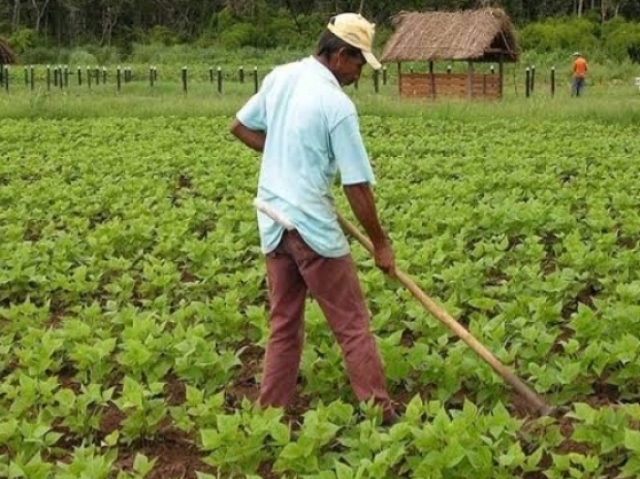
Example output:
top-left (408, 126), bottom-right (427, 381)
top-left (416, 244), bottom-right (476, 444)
top-left (399, 72), bottom-right (501, 99)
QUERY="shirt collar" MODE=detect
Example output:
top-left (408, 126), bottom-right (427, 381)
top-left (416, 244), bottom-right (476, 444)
top-left (303, 56), bottom-right (340, 87)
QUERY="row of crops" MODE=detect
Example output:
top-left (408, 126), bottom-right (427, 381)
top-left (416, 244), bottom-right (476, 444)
top-left (2, 116), bottom-right (640, 478)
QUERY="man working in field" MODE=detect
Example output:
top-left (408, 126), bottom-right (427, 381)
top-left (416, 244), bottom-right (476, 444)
top-left (572, 52), bottom-right (588, 97)
top-left (229, 13), bottom-right (398, 425)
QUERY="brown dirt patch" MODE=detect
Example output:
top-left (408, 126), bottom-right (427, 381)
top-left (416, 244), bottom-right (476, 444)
top-left (164, 374), bottom-right (187, 406)
top-left (116, 431), bottom-right (216, 479)
top-left (101, 405), bottom-right (126, 436)
top-left (556, 414), bottom-right (592, 455)
top-left (225, 343), bottom-right (263, 408)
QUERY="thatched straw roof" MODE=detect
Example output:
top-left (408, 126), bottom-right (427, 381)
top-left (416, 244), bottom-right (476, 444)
top-left (380, 8), bottom-right (519, 63)
top-left (0, 36), bottom-right (17, 64)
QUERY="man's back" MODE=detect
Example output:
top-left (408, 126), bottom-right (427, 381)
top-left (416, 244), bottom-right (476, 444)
top-left (573, 57), bottom-right (588, 78)
top-left (237, 57), bottom-right (375, 257)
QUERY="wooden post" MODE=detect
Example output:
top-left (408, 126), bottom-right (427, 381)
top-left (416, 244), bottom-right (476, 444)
top-left (498, 55), bottom-right (504, 99)
top-left (429, 61), bottom-right (435, 99)
top-left (530, 65), bottom-right (536, 93)
top-left (525, 67), bottom-right (531, 98)
top-left (551, 67), bottom-right (556, 97)
top-left (253, 66), bottom-right (258, 93)
top-left (397, 62), bottom-right (402, 96)
top-left (182, 66), bottom-right (187, 93)
top-left (467, 61), bottom-right (474, 99)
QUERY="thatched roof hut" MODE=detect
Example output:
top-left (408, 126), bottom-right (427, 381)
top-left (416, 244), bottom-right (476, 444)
top-left (0, 36), bottom-right (17, 64)
top-left (381, 8), bottom-right (519, 63)
top-left (380, 8), bottom-right (519, 100)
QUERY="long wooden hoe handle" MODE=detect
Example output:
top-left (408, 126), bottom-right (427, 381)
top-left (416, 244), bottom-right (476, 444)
top-left (337, 213), bottom-right (554, 417)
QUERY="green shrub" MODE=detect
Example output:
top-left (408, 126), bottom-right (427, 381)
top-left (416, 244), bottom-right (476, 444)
top-left (519, 17), bottom-right (599, 53)
top-left (69, 49), bottom-right (99, 67)
top-left (84, 45), bottom-right (121, 64)
top-left (146, 26), bottom-right (183, 46)
top-left (602, 19), bottom-right (640, 62)
top-left (7, 28), bottom-right (37, 53)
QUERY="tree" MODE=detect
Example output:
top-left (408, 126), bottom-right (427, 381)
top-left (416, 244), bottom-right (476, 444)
top-left (30, 0), bottom-right (51, 32)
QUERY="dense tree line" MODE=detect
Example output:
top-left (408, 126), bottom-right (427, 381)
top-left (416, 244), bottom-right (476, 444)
top-left (1, 0), bottom-right (640, 49)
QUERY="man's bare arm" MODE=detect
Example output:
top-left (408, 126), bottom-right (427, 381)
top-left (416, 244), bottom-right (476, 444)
top-left (343, 182), bottom-right (395, 276)
top-left (229, 118), bottom-right (266, 152)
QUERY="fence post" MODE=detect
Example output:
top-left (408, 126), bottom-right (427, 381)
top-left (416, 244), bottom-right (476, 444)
top-left (182, 66), bottom-right (188, 93)
top-left (87, 66), bottom-right (92, 88)
top-left (382, 65), bottom-right (387, 85)
top-left (253, 66), bottom-right (258, 93)
top-left (47, 65), bottom-right (51, 90)
top-left (209, 66), bottom-right (213, 83)
top-left (374, 69), bottom-right (379, 94)
top-left (58, 66), bottom-right (63, 90)
top-left (77, 67), bottom-right (82, 86)
top-left (525, 67), bottom-right (530, 97)
top-left (217, 66), bottom-right (222, 94)
top-left (102, 66), bottom-right (107, 84)
top-left (4, 66), bottom-right (8, 91)
top-left (530, 65), bottom-right (536, 93)
top-left (551, 67), bottom-right (556, 97)
top-left (239, 66), bottom-right (244, 83)
top-left (30, 65), bottom-right (34, 90)
top-left (117, 66), bottom-right (121, 92)
top-left (24, 66), bottom-right (28, 86)
top-left (150, 66), bottom-right (155, 87)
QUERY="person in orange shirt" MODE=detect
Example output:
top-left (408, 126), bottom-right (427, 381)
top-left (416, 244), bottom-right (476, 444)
top-left (572, 52), bottom-right (588, 97)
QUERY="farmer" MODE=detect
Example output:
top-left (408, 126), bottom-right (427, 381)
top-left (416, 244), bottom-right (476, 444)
top-left (229, 13), bottom-right (398, 425)
top-left (572, 52), bottom-right (588, 97)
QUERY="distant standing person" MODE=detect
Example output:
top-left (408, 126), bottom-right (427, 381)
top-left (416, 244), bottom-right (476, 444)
top-left (572, 52), bottom-right (588, 97)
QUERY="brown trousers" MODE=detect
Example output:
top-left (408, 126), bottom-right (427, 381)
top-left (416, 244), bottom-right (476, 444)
top-left (260, 230), bottom-right (393, 418)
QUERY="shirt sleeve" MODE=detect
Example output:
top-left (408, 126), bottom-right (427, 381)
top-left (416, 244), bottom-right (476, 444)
top-left (236, 73), bottom-right (273, 131)
top-left (330, 113), bottom-right (376, 186)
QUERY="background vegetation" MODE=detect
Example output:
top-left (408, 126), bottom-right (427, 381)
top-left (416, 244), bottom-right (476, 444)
top-left (2, 0), bottom-right (640, 66)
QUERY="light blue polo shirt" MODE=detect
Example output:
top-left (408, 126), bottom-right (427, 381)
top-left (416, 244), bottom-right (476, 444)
top-left (236, 56), bottom-right (375, 258)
